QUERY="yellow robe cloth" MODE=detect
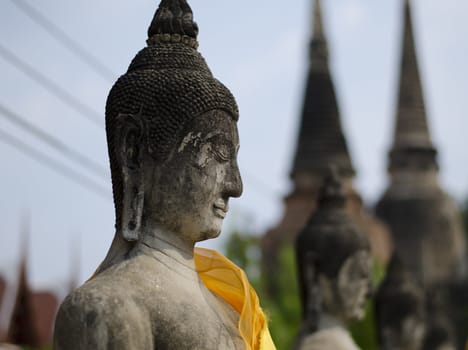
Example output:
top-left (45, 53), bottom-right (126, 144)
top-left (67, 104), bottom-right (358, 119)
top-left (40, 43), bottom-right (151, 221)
top-left (194, 247), bottom-right (276, 350)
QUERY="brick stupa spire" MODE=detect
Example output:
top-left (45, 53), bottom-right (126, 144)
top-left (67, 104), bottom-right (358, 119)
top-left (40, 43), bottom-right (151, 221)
top-left (377, 0), bottom-right (465, 287)
top-left (6, 219), bottom-right (39, 346)
top-left (376, 2), bottom-right (466, 346)
top-left (291, 0), bottom-right (354, 190)
top-left (261, 0), bottom-right (390, 297)
top-left (389, 0), bottom-right (436, 172)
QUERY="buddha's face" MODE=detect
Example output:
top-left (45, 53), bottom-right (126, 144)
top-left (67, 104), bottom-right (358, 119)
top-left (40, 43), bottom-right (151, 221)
top-left (143, 110), bottom-right (242, 242)
top-left (319, 250), bottom-right (372, 322)
top-left (337, 250), bottom-right (372, 320)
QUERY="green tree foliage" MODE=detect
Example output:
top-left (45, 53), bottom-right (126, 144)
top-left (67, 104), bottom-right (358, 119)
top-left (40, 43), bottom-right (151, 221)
top-left (224, 232), bottom-right (300, 350)
top-left (224, 231), bottom-right (262, 289)
top-left (261, 246), bottom-right (301, 350)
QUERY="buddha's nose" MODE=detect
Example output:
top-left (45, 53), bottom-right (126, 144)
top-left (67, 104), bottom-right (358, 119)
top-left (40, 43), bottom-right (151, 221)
top-left (224, 162), bottom-right (243, 198)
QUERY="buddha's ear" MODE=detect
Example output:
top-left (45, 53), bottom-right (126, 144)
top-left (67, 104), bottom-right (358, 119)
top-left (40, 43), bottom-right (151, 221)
top-left (116, 113), bottom-right (146, 242)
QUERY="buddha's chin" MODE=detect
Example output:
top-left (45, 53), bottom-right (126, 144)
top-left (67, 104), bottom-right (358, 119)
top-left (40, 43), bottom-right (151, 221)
top-left (198, 224), bottom-right (222, 241)
top-left (349, 307), bottom-right (366, 321)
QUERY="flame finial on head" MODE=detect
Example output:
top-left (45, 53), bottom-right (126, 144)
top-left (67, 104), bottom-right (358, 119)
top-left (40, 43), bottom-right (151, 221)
top-left (147, 0), bottom-right (199, 48)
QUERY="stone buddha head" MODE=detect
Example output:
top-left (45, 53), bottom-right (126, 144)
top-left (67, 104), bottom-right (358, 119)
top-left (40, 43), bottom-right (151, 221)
top-left (296, 170), bottom-right (372, 331)
top-left (101, 0), bottom-right (242, 267)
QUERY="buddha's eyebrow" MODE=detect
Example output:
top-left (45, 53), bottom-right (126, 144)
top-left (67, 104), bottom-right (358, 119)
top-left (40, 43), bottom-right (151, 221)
top-left (204, 133), bottom-right (240, 151)
top-left (201, 131), bottom-right (222, 141)
top-left (202, 132), bottom-right (239, 149)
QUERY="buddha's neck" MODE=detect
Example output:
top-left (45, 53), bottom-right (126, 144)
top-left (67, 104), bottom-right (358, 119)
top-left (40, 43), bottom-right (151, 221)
top-left (318, 312), bottom-right (346, 331)
top-left (138, 226), bottom-right (197, 273)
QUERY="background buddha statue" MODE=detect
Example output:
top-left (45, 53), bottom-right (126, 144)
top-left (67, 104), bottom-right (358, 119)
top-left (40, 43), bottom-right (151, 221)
top-left (293, 170), bottom-right (372, 350)
top-left (375, 254), bottom-right (426, 350)
top-left (53, 1), bottom-right (274, 349)
top-left (421, 288), bottom-right (456, 350)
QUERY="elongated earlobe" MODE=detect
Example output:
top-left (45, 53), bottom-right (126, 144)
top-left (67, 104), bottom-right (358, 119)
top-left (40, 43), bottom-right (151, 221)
top-left (121, 179), bottom-right (144, 241)
top-left (117, 113), bottom-right (146, 241)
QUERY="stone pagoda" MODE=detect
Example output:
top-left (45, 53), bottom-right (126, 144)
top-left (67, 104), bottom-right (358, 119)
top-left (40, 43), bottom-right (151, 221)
top-left (261, 0), bottom-right (390, 296)
top-left (375, 0), bottom-right (466, 289)
top-left (376, 0), bottom-right (467, 348)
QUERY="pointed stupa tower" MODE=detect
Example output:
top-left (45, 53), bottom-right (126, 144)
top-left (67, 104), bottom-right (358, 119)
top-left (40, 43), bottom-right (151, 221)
top-left (388, 0), bottom-right (437, 180)
top-left (5, 217), bottom-right (59, 347)
top-left (261, 0), bottom-right (391, 296)
top-left (6, 220), bottom-right (39, 346)
top-left (376, 0), bottom-right (466, 287)
top-left (292, 0), bottom-right (355, 188)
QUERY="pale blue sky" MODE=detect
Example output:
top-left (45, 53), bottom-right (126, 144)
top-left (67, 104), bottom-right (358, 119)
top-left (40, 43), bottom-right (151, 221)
top-left (0, 0), bottom-right (467, 290)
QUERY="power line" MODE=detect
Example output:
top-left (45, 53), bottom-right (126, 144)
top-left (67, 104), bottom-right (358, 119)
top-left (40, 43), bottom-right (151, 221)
top-left (0, 127), bottom-right (109, 200)
top-left (0, 44), bottom-right (103, 129)
top-left (0, 100), bottom-right (280, 202)
top-left (10, 0), bottom-right (116, 81)
top-left (0, 103), bottom-right (108, 180)
top-left (242, 171), bottom-right (282, 200)
top-left (1, 5), bottom-right (281, 201)
top-left (0, 48), bottom-right (281, 201)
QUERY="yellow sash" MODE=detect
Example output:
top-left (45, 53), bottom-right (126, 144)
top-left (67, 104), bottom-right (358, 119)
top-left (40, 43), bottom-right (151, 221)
top-left (194, 247), bottom-right (276, 350)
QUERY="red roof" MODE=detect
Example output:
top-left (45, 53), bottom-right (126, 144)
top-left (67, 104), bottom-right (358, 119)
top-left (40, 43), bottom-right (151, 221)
top-left (30, 291), bottom-right (59, 347)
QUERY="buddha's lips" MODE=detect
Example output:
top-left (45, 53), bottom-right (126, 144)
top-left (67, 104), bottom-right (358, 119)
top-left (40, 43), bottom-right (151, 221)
top-left (213, 202), bottom-right (228, 218)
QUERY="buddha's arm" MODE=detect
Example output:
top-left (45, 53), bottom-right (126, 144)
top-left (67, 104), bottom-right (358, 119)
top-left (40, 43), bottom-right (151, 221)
top-left (54, 291), bottom-right (152, 350)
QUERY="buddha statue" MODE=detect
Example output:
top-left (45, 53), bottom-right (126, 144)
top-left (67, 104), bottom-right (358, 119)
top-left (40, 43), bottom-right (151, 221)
top-left (376, 256), bottom-right (458, 350)
top-left (422, 288), bottom-right (456, 350)
top-left (53, 1), bottom-right (274, 349)
top-left (293, 170), bottom-right (372, 350)
top-left (375, 254), bottom-right (426, 350)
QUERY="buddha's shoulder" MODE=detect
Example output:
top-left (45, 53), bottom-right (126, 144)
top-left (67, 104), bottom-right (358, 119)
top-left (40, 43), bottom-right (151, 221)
top-left (56, 260), bottom-right (154, 326)
top-left (57, 279), bottom-right (144, 328)
top-left (54, 270), bottom-right (155, 350)
top-left (58, 254), bottom-right (172, 316)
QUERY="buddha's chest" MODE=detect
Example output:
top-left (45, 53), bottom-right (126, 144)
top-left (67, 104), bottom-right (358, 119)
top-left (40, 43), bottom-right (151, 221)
top-left (125, 253), bottom-right (246, 349)
top-left (151, 304), bottom-right (244, 349)
top-left (142, 280), bottom-right (245, 349)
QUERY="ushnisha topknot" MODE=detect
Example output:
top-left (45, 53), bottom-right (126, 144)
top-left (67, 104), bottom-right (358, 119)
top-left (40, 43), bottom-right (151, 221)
top-left (147, 0), bottom-right (199, 48)
top-left (105, 0), bottom-right (239, 229)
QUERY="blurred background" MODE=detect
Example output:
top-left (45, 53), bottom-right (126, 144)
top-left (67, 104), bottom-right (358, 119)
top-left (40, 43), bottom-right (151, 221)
top-left (0, 0), bottom-right (467, 349)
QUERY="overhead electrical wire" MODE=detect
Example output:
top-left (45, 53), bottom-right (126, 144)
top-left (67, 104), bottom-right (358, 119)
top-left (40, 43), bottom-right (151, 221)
top-left (0, 103), bottom-right (108, 180)
top-left (2, 4), bottom-right (281, 201)
top-left (0, 44), bottom-right (103, 128)
top-left (10, 0), bottom-right (116, 81)
top-left (0, 46), bottom-right (280, 200)
top-left (241, 172), bottom-right (282, 200)
top-left (0, 127), bottom-right (109, 200)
